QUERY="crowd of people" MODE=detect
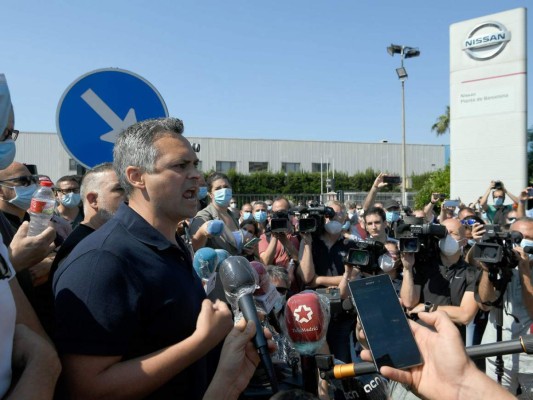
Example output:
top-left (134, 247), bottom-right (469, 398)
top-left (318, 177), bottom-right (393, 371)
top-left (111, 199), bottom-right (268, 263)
top-left (0, 73), bottom-right (531, 400)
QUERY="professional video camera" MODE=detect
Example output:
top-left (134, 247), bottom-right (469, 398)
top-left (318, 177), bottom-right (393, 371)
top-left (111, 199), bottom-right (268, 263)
top-left (342, 239), bottom-right (386, 275)
top-left (394, 217), bottom-right (447, 261)
top-left (270, 210), bottom-right (291, 233)
top-left (298, 206), bottom-right (336, 234)
top-left (471, 225), bottom-right (522, 277)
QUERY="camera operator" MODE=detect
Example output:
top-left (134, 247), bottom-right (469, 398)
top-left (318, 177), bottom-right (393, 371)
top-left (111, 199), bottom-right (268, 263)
top-left (480, 180), bottom-right (519, 225)
top-left (298, 200), bottom-right (354, 362)
top-left (400, 218), bottom-right (480, 340)
top-left (475, 217), bottom-right (533, 397)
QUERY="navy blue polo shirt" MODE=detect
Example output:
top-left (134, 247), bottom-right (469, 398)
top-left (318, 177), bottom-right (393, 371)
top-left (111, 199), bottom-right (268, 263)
top-left (53, 203), bottom-right (208, 399)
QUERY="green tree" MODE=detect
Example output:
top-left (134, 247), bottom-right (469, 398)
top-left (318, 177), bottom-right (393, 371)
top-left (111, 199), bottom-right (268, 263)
top-left (413, 165), bottom-right (450, 211)
top-left (431, 106), bottom-right (450, 136)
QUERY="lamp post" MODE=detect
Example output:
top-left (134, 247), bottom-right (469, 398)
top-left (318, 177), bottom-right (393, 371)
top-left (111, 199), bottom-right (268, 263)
top-left (387, 44), bottom-right (420, 206)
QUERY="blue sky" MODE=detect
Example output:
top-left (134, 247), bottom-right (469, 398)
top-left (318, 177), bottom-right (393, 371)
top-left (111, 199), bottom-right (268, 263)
top-left (3, 1), bottom-right (531, 146)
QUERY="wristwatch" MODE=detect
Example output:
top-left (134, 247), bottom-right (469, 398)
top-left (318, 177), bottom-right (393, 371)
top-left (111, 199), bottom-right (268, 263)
top-left (424, 302), bottom-right (433, 313)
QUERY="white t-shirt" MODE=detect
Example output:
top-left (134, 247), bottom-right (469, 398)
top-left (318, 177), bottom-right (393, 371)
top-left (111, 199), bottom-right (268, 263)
top-left (0, 238), bottom-right (16, 398)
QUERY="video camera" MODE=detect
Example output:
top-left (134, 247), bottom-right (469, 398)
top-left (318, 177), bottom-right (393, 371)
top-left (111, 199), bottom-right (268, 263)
top-left (471, 225), bottom-right (522, 274)
top-left (394, 217), bottom-right (447, 261)
top-left (270, 210), bottom-right (291, 233)
top-left (343, 239), bottom-right (386, 275)
top-left (298, 206), bottom-right (336, 234)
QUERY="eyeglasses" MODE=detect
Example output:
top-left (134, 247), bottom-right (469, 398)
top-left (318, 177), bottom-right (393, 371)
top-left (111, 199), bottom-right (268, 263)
top-left (0, 175), bottom-right (39, 187)
top-left (460, 218), bottom-right (477, 226)
top-left (276, 287), bottom-right (288, 295)
top-left (56, 188), bottom-right (80, 195)
top-left (0, 128), bottom-right (19, 142)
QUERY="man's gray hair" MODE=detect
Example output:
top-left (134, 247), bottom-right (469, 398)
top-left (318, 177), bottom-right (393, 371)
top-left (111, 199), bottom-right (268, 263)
top-left (113, 117), bottom-right (184, 197)
top-left (80, 162), bottom-right (115, 201)
top-left (266, 265), bottom-right (290, 288)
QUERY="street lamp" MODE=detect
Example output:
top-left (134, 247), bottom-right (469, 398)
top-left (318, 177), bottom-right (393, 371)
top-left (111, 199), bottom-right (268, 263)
top-left (387, 44), bottom-right (420, 206)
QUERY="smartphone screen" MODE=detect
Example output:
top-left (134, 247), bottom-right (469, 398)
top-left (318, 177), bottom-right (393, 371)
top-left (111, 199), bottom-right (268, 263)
top-left (349, 275), bottom-right (422, 370)
top-left (383, 176), bottom-right (401, 184)
top-left (243, 237), bottom-right (260, 248)
top-left (443, 200), bottom-right (460, 208)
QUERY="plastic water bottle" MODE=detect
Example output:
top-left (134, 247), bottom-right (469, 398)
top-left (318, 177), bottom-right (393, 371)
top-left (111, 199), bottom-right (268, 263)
top-left (28, 181), bottom-right (56, 236)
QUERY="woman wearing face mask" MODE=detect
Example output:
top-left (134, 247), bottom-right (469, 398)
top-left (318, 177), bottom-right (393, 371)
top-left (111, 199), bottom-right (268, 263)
top-left (190, 172), bottom-right (243, 255)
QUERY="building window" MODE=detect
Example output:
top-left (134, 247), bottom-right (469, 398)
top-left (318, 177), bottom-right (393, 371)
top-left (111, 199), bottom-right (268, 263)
top-left (69, 158), bottom-right (78, 171)
top-left (216, 161), bottom-right (236, 173)
top-left (281, 162), bottom-right (300, 173)
top-left (249, 162), bottom-right (268, 173)
top-left (312, 162), bottom-right (330, 173)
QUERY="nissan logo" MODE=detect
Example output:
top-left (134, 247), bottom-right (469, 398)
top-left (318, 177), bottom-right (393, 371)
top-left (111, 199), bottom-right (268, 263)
top-left (463, 21), bottom-right (511, 61)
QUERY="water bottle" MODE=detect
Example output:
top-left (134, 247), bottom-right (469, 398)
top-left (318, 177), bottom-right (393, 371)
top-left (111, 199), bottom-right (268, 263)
top-left (28, 181), bottom-right (56, 236)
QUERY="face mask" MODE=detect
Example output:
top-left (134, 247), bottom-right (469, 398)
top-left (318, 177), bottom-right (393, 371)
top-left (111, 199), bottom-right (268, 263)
top-left (348, 212), bottom-right (354, 220)
top-left (467, 239), bottom-right (477, 247)
top-left (342, 221), bottom-right (351, 231)
top-left (386, 211), bottom-right (400, 223)
top-left (214, 188), bottom-right (232, 207)
top-left (8, 184), bottom-right (37, 210)
top-left (254, 210), bottom-right (267, 223)
top-left (267, 205), bottom-right (272, 211)
top-left (0, 140), bottom-right (16, 170)
top-left (357, 209), bottom-right (364, 216)
top-left (494, 197), bottom-right (504, 207)
top-left (273, 295), bottom-right (286, 314)
top-left (439, 235), bottom-right (460, 257)
top-left (378, 254), bottom-right (395, 273)
top-left (324, 220), bottom-right (343, 235)
top-left (61, 192), bottom-right (81, 208)
top-left (519, 239), bottom-right (533, 260)
top-left (242, 212), bottom-right (252, 221)
top-left (229, 202), bottom-right (237, 209)
top-left (198, 186), bottom-right (208, 200)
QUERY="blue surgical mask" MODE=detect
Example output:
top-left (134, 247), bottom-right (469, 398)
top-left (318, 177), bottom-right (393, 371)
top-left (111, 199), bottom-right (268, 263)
top-left (342, 221), bottom-right (351, 230)
top-left (0, 140), bottom-right (16, 170)
top-left (494, 197), bottom-right (504, 207)
top-left (386, 211), bottom-right (401, 223)
top-left (8, 184), bottom-right (37, 210)
top-left (198, 186), bottom-right (208, 200)
top-left (242, 212), bottom-right (252, 221)
top-left (520, 239), bottom-right (533, 260)
top-left (254, 210), bottom-right (267, 223)
top-left (61, 192), bottom-right (81, 208)
top-left (214, 188), bottom-right (232, 207)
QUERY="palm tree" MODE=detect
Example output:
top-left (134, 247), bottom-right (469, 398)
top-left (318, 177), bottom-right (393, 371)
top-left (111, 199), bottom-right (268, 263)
top-left (431, 106), bottom-right (450, 136)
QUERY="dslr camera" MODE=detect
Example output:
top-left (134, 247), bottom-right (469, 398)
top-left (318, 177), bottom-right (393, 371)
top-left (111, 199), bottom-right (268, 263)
top-left (298, 206), bottom-right (336, 234)
top-left (343, 239), bottom-right (386, 275)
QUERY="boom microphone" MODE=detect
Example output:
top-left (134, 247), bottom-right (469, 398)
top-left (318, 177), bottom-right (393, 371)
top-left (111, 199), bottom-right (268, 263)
top-left (324, 334), bottom-right (533, 380)
top-left (218, 256), bottom-right (279, 393)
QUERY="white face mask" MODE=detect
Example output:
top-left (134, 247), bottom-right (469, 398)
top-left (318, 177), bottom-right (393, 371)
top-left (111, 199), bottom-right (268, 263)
top-left (439, 235), bottom-right (460, 257)
top-left (324, 220), bottom-right (343, 235)
top-left (378, 254), bottom-right (395, 273)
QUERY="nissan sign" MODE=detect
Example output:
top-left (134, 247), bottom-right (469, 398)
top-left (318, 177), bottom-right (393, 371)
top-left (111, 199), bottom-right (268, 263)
top-left (463, 21), bottom-right (511, 61)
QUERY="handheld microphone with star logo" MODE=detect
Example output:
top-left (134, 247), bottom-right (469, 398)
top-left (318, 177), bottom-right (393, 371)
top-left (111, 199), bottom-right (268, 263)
top-left (283, 291), bottom-right (330, 355)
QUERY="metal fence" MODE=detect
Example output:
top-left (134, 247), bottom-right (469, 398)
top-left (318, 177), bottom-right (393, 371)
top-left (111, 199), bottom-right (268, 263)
top-left (232, 191), bottom-right (417, 208)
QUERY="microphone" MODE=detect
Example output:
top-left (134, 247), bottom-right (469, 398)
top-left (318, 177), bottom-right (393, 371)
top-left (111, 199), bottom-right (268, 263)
top-left (192, 247), bottom-right (219, 295)
top-left (218, 256), bottom-right (279, 393)
top-left (214, 249), bottom-right (230, 270)
top-left (324, 334), bottom-right (533, 380)
top-left (283, 291), bottom-right (330, 395)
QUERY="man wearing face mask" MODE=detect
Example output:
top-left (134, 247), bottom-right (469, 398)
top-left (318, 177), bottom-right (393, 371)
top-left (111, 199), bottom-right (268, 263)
top-left (252, 201), bottom-right (268, 236)
top-left (401, 218), bottom-right (480, 340)
top-left (475, 217), bottom-right (533, 397)
top-left (383, 199), bottom-right (402, 235)
top-left (479, 180), bottom-right (519, 225)
top-left (54, 175), bottom-right (84, 230)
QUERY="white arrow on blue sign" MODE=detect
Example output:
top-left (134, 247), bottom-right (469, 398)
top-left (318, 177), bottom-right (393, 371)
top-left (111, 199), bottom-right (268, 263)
top-left (56, 68), bottom-right (168, 168)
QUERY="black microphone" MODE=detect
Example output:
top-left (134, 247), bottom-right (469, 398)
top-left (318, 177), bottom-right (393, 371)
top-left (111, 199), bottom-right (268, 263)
top-left (324, 334), bottom-right (533, 380)
top-left (218, 256), bottom-right (279, 393)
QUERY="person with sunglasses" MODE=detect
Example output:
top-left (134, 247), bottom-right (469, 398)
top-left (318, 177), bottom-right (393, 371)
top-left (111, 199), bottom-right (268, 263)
top-left (54, 174), bottom-right (84, 230)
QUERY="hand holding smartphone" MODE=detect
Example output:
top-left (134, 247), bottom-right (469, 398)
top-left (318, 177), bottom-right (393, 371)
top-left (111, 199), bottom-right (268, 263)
top-left (349, 275), bottom-right (422, 370)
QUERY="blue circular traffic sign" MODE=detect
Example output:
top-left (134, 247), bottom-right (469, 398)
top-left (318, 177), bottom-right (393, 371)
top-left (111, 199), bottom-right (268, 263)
top-left (56, 68), bottom-right (168, 168)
